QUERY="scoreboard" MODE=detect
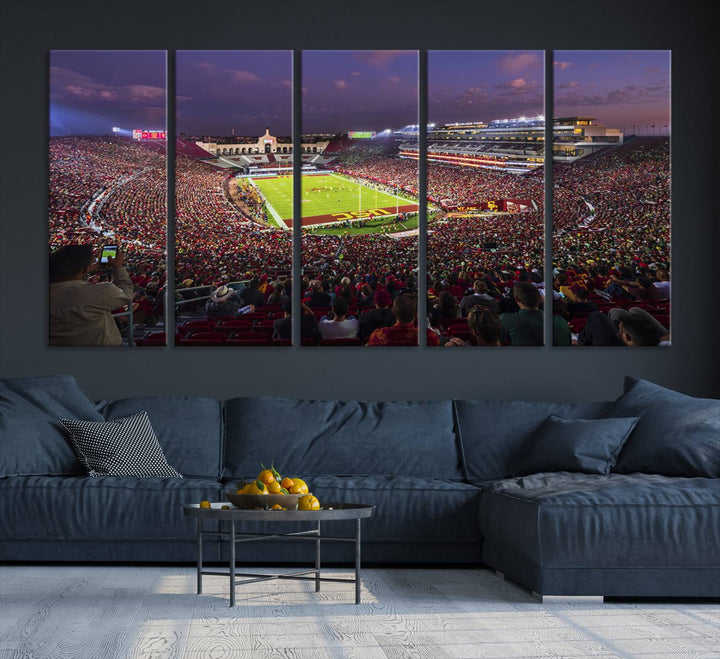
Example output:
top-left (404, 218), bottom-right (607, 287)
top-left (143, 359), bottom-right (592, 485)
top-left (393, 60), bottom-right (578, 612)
top-left (348, 131), bottom-right (376, 139)
top-left (133, 129), bottom-right (166, 140)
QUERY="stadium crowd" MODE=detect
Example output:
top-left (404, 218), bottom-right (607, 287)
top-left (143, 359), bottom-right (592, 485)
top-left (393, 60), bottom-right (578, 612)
top-left (49, 135), bottom-right (670, 346)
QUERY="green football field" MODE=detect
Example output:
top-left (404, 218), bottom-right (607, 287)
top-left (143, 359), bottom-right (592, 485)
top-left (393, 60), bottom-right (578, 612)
top-left (250, 173), bottom-right (418, 228)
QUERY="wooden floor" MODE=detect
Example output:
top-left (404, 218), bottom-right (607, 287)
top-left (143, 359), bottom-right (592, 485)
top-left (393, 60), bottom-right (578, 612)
top-left (1, 566), bottom-right (719, 658)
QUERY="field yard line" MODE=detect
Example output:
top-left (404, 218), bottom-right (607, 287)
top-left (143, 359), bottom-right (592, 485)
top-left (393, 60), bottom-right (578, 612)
top-left (327, 172), bottom-right (419, 207)
top-left (247, 178), bottom-right (288, 230)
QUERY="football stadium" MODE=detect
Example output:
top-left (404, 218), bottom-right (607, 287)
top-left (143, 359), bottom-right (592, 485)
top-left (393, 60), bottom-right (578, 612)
top-left (49, 117), bottom-right (670, 346)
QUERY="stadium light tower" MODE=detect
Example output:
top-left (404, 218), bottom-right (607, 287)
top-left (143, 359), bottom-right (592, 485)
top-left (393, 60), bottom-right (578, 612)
top-left (112, 127), bottom-right (120, 134)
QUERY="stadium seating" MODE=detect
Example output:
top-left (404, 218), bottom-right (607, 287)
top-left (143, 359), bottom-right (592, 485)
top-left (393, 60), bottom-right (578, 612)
top-left (178, 331), bottom-right (226, 346)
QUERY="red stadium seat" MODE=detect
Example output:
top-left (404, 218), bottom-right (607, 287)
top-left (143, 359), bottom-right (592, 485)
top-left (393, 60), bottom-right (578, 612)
top-left (439, 318), bottom-right (468, 331)
top-left (251, 325), bottom-right (275, 338)
top-left (180, 320), bottom-right (214, 336)
top-left (447, 324), bottom-right (471, 337)
top-left (214, 319), bottom-right (252, 334)
top-left (134, 331), bottom-right (166, 346)
top-left (179, 331), bottom-right (226, 346)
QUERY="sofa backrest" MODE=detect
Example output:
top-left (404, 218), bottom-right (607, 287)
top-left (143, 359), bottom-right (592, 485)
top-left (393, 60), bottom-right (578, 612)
top-left (223, 397), bottom-right (461, 481)
top-left (101, 396), bottom-right (223, 479)
top-left (454, 400), bottom-right (612, 482)
top-left (0, 375), bottom-right (103, 477)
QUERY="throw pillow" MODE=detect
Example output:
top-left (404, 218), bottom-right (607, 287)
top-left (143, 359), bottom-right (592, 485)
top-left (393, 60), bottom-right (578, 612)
top-left (0, 375), bottom-right (104, 477)
top-left (515, 415), bottom-right (640, 476)
top-left (605, 376), bottom-right (720, 477)
top-left (59, 412), bottom-right (182, 478)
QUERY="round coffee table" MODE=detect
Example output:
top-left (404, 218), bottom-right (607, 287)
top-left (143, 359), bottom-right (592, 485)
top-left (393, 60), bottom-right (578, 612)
top-left (182, 503), bottom-right (374, 606)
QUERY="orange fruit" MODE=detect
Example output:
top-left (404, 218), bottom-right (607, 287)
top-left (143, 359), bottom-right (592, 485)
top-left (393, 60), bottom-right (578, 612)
top-left (298, 494), bottom-right (320, 511)
top-left (289, 478), bottom-right (309, 494)
top-left (199, 500), bottom-right (211, 509)
top-left (271, 504), bottom-right (286, 510)
top-left (267, 481), bottom-right (283, 494)
top-left (257, 469), bottom-right (275, 484)
top-left (246, 480), bottom-right (268, 495)
top-left (221, 505), bottom-right (230, 510)
top-left (280, 477), bottom-right (294, 490)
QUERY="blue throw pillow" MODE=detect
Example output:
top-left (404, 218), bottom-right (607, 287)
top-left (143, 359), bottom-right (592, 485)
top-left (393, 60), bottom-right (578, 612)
top-left (453, 400), bottom-right (612, 482)
top-left (515, 415), bottom-right (639, 476)
top-left (606, 377), bottom-right (720, 477)
top-left (0, 375), bottom-right (104, 477)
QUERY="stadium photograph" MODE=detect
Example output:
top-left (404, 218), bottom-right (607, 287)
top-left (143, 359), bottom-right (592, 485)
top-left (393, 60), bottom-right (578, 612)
top-left (48, 49), bottom-right (670, 348)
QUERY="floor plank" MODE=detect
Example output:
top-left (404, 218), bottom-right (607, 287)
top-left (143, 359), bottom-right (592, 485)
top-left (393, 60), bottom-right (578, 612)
top-left (0, 566), bottom-right (718, 659)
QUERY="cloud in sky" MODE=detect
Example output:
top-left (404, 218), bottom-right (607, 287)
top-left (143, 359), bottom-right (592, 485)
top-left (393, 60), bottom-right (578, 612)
top-left (498, 52), bottom-right (542, 75)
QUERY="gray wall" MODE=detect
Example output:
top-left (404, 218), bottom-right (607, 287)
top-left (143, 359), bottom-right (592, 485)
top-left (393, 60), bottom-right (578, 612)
top-left (1, 0), bottom-right (717, 402)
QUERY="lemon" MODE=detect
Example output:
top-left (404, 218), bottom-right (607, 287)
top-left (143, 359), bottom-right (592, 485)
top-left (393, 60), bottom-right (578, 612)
top-left (298, 494), bottom-right (320, 511)
top-left (199, 500), bottom-right (211, 509)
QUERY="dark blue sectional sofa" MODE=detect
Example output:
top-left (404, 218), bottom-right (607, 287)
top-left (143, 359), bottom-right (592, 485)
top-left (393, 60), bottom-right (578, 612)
top-left (1, 374), bottom-right (719, 598)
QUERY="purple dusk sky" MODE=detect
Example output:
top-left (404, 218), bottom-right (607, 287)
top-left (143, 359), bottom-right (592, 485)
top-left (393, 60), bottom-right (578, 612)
top-left (49, 49), bottom-right (671, 138)
top-left (429, 51), bottom-right (545, 125)
top-left (177, 51), bottom-right (292, 137)
top-left (50, 51), bottom-right (166, 137)
top-left (302, 51), bottom-right (418, 133)
top-left (554, 51), bottom-right (670, 132)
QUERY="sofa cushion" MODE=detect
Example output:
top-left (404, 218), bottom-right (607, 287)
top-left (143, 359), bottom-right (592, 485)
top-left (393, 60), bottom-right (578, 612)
top-left (479, 472), bottom-right (720, 569)
top-left (59, 413), bottom-right (182, 478)
top-left (0, 375), bottom-right (103, 477)
top-left (454, 400), bottom-right (611, 482)
top-left (515, 415), bottom-right (639, 476)
top-left (102, 396), bottom-right (223, 479)
top-left (0, 476), bottom-right (222, 541)
top-left (224, 397), bottom-right (461, 480)
top-left (605, 377), bottom-right (720, 477)
top-left (219, 474), bottom-right (482, 544)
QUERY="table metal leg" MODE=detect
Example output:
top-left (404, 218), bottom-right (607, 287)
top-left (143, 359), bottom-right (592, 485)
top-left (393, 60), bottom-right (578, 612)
top-left (355, 518), bottom-right (361, 605)
top-left (229, 520), bottom-right (236, 607)
top-left (315, 521), bottom-right (321, 592)
top-left (196, 517), bottom-right (203, 595)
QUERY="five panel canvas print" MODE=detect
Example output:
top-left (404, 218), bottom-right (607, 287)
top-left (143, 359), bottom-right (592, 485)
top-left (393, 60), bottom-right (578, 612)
top-left (48, 50), bottom-right (670, 348)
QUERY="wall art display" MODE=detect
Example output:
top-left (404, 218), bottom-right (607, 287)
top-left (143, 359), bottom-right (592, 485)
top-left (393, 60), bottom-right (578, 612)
top-left (552, 50), bottom-right (671, 347)
top-left (301, 50), bottom-right (421, 346)
top-left (49, 50), bottom-right (167, 346)
top-left (175, 51), bottom-right (293, 346)
top-left (427, 51), bottom-right (546, 346)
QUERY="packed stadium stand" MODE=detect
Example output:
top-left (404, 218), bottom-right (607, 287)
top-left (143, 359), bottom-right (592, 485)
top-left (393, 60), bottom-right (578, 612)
top-left (49, 129), bottom-right (670, 346)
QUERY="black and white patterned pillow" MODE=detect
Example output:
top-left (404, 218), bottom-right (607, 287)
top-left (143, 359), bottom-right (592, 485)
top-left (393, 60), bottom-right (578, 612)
top-left (59, 412), bottom-right (182, 478)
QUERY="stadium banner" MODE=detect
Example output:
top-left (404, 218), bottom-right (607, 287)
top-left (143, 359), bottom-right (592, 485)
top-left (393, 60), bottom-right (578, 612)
top-left (441, 199), bottom-right (532, 213)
